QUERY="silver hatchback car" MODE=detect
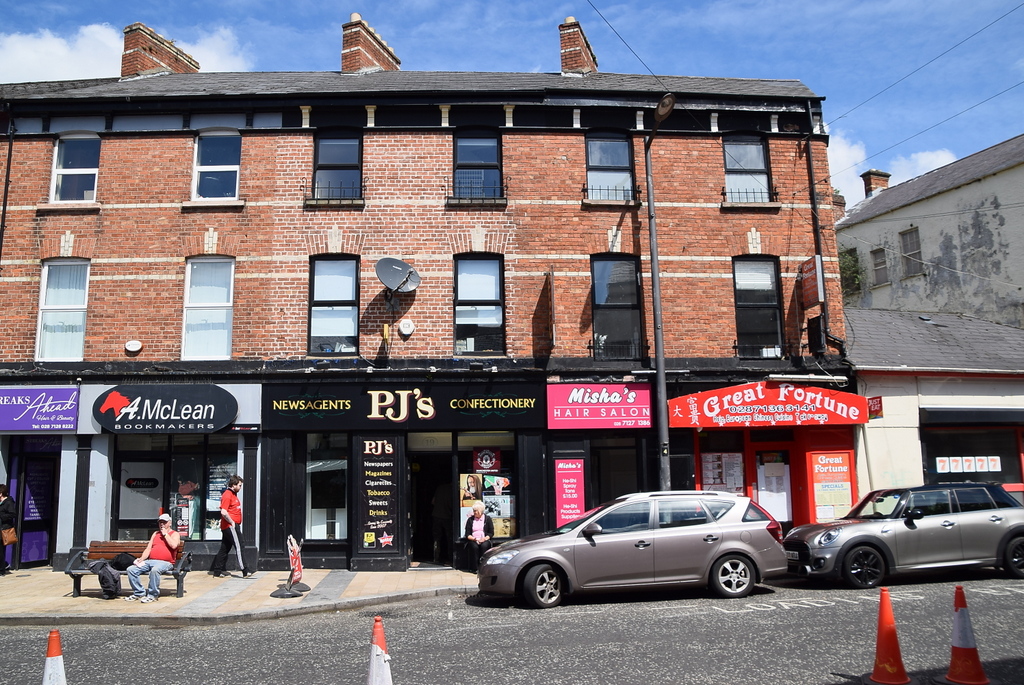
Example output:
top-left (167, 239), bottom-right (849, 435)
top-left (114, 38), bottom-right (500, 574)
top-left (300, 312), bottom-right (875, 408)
top-left (477, 491), bottom-right (787, 608)
top-left (784, 483), bottom-right (1024, 588)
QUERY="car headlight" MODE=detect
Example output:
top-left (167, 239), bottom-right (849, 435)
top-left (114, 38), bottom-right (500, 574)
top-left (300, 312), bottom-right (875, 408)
top-left (484, 549), bottom-right (520, 565)
top-left (817, 528), bottom-right (843, 546)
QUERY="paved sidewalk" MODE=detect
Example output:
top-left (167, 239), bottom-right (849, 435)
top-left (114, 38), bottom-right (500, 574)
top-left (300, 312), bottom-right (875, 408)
top-left (0, 566), bottom-right (479, 626)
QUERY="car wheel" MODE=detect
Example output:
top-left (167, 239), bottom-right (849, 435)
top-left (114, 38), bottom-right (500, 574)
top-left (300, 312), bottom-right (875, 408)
top-left (841, 545), bottom-right (885, 588)
top-left (522, 563), bottom-right (563, 609)
top-left (709, 554), bottom-right (755, 598)
top-left (1004, 537), bottom-right (1024, 579)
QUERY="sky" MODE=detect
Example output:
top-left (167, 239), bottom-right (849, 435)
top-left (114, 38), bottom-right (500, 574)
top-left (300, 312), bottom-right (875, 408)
top-left (1, 0), bottom-right (1023, 207)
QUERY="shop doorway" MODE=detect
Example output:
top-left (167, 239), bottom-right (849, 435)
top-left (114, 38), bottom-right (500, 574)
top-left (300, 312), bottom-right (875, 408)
top-left (408, 452), bottom-right (455, 567)
top-left (7, 437), bottom-right (61, 569)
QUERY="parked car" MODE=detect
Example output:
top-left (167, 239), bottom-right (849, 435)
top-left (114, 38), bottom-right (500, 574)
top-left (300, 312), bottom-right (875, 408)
top-left (477, 491), bottom-right (787, 608)
top-left (784, 483), bottom-right (1024, 588)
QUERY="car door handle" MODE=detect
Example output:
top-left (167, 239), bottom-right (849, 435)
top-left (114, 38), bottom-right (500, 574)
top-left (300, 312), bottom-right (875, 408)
top-left (941, 520), bottom-right (956, 528)
top-left (635, 540), bottom-right (651, 549)
top-left (703, 534), bottom-right (720, 542)
top-left (990, 515), bottom-right (1004, 523)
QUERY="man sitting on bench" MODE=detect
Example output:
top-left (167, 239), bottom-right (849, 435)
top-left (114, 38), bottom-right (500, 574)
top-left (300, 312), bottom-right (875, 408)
top-left (125, 513), bottom-right (181, 603)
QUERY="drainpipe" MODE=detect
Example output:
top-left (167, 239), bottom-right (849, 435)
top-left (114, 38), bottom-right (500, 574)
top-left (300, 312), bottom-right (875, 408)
top-left (0, 103), bottom-right (13, 272)
top-left (804, 100), bottom-right (846, 357)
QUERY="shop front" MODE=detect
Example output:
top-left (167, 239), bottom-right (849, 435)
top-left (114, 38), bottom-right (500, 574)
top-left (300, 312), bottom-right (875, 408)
top-left (261, 380), bottom-right (546, 571)
top-left (546, 382), bottom-right (662, 521)
top-left (0, 386), bottom-right (78, 570)
top-left (669, 381), bottom-right (868, 528)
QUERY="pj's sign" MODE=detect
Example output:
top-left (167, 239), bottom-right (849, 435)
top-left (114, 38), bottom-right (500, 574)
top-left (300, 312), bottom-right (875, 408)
top-left (263, 382), bottom-right (545, 431)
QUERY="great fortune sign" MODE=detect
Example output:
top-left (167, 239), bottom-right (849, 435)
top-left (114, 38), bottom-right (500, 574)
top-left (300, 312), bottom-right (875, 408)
top-left (669, 381), bottom-right (868, 429)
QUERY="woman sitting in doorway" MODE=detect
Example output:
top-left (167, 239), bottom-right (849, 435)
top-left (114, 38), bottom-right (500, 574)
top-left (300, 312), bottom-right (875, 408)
top-left (463, 501), bottom-right (494, 571)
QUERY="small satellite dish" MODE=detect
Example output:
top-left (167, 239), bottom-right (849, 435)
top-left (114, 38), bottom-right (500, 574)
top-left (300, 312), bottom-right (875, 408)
top-left (375, 258), bottom-right (421, 293)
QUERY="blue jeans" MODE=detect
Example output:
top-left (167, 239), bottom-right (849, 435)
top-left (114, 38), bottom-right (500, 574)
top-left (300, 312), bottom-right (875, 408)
top-left (127, 560), bottom-right (172, 598)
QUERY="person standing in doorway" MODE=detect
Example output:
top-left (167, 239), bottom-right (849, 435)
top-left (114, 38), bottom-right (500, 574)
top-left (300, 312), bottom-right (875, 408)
top-left (210, 475), bottom-right (252, 578)
top-left (0, 484), bottom-right (16, 576)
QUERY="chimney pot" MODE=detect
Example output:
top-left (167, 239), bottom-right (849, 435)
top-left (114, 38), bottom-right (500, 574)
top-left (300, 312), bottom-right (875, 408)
top-left (121, 22), bottom-right (199, 78)
top-left (342, 14), bottom-right (400, 72)
top-left (861, 169), bottom-right (891, 198)
top-left (559, 18), bottom-right (598, 74)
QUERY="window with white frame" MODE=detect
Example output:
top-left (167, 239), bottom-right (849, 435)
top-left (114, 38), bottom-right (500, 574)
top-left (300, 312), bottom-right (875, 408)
top-left (586, 132), bottom-right (634, 201)
top-left (192, 130), bottom-right (241, 200)
top-left (309, 256), bottom-right (359, 354)
top-left (37, 260), bottom-right (89, 361)
top-left (51, 135), bottom-right (100, 202)
top-left (182, 258), bottom-right (234, 360)
top-left (454, 254), bottom-right (504, 355)
top-left (871, 248), bottom-right (889, 286)
top-left (900, 228), bottom-right (923, 277)
top-left (732, 256), bottom-right (783, 359)
top-left (314, 134), bottom-right (362, 199)
top-left (723, 136), bottom-right (772, 203)
top-left (591, 254), bottom-right (642, 361)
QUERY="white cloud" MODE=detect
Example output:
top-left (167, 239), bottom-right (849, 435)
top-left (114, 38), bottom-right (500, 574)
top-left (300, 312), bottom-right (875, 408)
top-left (176, 28), bottom-right (253, 73)
top-left (826, 130), bottom-right (868, 206)
top-left (0, 24), bottom-right (253, 83)
top-left (0, 24), bottom-right (122, 83)
top-left (888, 149), bottom-right (957, 186)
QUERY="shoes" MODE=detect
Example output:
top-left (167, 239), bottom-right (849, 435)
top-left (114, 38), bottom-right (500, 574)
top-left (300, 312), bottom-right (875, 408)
top-left (140, 595), bottom-right (157, 603)
top-left (212, 571), bottom-right (225, 577)
top-left (124, 595), bottom-right (141, 602)
top-left (242, 568), bottom-right (254, 578)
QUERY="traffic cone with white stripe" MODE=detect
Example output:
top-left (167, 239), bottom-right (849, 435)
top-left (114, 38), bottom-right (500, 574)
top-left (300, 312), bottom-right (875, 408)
top-left (367, 615), bottom-right (393, 685)
top-left (42, 629), bottom-right (67, 685)
top-left (863, 587), bottom-right (917, 685)
top-left (934, 585), bottom-right (999, 685)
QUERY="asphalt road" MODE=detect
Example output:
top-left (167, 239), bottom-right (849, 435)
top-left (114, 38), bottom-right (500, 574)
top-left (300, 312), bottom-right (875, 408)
top-left (4, 569), bottom-right (1024, 685)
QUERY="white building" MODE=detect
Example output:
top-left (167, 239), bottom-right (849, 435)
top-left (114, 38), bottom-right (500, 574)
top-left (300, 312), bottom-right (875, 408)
top-left (837, 134), bottom-right (1024, 328)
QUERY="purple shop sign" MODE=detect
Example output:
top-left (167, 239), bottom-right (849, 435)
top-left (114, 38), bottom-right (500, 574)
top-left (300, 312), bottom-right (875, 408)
top-left (0, 387), bottom-right (79, 432)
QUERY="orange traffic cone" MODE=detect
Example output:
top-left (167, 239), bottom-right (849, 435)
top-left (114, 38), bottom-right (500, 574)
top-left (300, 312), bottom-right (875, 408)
top-left (42, 629), bottom-right (67, 685)
top-left (367, 615), bottom-right (393, 685)
top-left (934, 585), bottom-right (999, 685)
top-left (863, 587), bottom-right (917, 685)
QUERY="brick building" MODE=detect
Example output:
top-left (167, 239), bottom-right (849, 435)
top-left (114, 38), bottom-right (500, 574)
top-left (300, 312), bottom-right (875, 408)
top-left (0, 15), bottom-right (856, 572)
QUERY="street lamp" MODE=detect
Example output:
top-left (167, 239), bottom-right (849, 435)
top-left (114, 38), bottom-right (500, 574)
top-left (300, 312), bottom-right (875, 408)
top-left (645, 93), bottom-right (675, 491)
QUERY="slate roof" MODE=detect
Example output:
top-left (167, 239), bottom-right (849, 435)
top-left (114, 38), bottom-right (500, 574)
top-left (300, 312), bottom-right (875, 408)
top-left (844, 307), bottom-right (1024, 374)
top-left (838, 132), bottom-right (1024, 227)
top-left (1, 70), bottom-right (819, 104)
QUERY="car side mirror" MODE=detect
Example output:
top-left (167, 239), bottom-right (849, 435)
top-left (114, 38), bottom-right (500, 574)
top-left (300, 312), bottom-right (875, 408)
top-left (905, 508), bottom-right (924, 521)
top-left (582, 523), bottom-right (603, 537)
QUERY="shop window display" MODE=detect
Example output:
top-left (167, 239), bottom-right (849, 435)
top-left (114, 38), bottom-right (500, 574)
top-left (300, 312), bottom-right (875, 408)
top-left (306, 434), bottom-right (349, 541)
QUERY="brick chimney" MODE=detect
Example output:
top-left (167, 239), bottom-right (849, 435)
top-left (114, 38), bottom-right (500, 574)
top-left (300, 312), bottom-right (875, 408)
top-left (342, 13), bottom-right (401, 73)
top-left (559, 17), bottom-right (598, 74)
top-left (861, 169), bottom-right (891, 198)
top-left (121, 23), bottom-right (199, 78)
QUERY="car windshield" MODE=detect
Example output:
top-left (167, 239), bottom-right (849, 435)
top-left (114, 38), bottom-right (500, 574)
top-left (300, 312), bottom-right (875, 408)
top-left (553, 505), bottom-right (606, 533)
top-left (845, 489), bottom-right (906, 519)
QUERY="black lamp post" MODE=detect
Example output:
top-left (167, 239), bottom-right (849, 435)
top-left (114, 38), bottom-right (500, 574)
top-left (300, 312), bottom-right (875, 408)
top-left (644, 93), bottom-right (676, 491)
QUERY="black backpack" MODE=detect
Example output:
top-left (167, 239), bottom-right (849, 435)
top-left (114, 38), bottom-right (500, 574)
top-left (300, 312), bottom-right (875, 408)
top-left (110, 552), bottom-right (136, 571)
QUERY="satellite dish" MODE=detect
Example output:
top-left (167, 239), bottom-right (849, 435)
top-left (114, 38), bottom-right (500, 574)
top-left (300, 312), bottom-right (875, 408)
top-left (375, 258), bottom-right (421, 293)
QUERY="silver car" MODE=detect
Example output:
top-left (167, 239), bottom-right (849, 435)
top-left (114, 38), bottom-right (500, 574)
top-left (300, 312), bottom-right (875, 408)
top-left (477, 491), bottom-right (787, 608)
top-left (784, 483), bottom-right (1024, 588)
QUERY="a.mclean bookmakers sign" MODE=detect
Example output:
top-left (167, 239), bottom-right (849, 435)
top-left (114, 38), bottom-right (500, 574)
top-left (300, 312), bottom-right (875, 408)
top-left (93, 385), bottom-right (239, 433)
top-left (263, 382), bottom-right (545, 431)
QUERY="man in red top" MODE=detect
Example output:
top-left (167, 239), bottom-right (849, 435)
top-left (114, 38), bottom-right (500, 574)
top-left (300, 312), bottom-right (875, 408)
top-left (125, 513), bottom-right (180, 603)
top-left (211, 475), bottom-right (252, 578)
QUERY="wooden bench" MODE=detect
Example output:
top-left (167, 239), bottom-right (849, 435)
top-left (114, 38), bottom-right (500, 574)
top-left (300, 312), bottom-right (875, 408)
top-left (64, 540), bottom-right (192, 598)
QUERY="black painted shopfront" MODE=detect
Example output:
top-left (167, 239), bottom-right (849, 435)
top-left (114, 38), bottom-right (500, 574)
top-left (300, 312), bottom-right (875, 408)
top-left (260, 380), bottom-right (547, 571)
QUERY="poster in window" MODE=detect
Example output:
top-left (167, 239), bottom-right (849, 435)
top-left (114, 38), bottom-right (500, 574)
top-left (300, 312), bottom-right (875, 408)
top-left (473, 448), bottom-right (501, 473)
top-left (119, 461), bottom-right (163, 520)
top-left (493, 517), bottom-right (516, 538)
top-left (459, 473), bottom-right (483, 504)
top-left (484, 495), bottom-right (514, 518)
top-left (483, 474), bottom-right (510, 495)
top-left (204, 454), bottom-right (236, 540)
